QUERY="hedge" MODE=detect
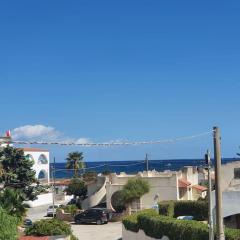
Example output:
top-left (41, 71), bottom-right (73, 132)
top-left (122, 209), bottom-right (240, 240)
top-left (25, 219), bottom-right (78, 240)
top-left (122, 209), bottom-right (158, 232)
top-left (158, 201), bottom-right (174, 218)
top-left (138, 214), bottom-right (209, 240)
top-left (0, 208), bottom-right (19, 240)
top-left (158, 200), bottom-right (208, 221)
top-left (174, 201), bottom-right (208, 221)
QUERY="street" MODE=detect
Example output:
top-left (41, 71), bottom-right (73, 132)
top-left (26, 205), bottom-right (122, 240)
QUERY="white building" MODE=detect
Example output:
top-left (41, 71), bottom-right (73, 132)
top-left (23, 148), bottom-right (50, 184)
top-left (106, 167), bottom-right (207, 211)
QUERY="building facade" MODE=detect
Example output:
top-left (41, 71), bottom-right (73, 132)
top-left (23, 148), bottom-right (50, 184)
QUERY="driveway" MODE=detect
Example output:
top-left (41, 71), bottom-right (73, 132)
top-left (26, 205), bottom-right (122, 240)
top-left (71, 222), bottom-right (122, 240)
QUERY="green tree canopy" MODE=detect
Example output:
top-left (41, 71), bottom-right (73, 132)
top-left (66, 151), bottom-right (85, 177)
top-left (122, 178), bottom-right (150, 203)
top-left (0, 146), bottom-right (38, 201)
top-left (65, 178), bottom-right (87, 199)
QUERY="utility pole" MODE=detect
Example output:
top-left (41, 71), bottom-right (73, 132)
top-left (51, 157), bottom-right (56, 218)
top-left (145, 153), bottom-right (149, 172)
top-left (205, 150), bottom-right (214, 240)
top-left (213, 127), bottom-right (225, 240)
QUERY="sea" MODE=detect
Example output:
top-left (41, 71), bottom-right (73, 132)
top-left (51, 158), bottom-right (240, 179)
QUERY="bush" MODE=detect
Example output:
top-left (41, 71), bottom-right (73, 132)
top-left (158, 200), bottom-right (208, 221)
top-left (58, 204), bottom-right (78, 216)
top-left (25, 219), bottom-right (72, 236)
top-left (225, 228), bottom-right (240, 240)
top-left (0, 208), bottom-right (19, 240)
top-left (122, 208), bottom-right (240, 240)
top-left (158, 201), bottom-right (174, 217)
top-left (138, 214), bottom-right (209, 240)
top-left (122, 209), bottom-right (159, 232)
top-left (122, 178), bottom-right (150, 203)
top-left (174, 201), bottom-right (208, 221)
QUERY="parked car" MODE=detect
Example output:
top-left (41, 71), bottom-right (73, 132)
top-left (23, 218), bottom-right (33, 227)
top-left (47, 204), bottom-right (64, 216)
top-left (74, 208), bottom-right (108, 225)
top-left (177, 216), bottom-right (194, 220)
top-left (67, 198), bottom-right (77, 205)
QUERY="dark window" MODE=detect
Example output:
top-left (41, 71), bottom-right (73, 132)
top-left (234, 168), bottom-right (240, 179)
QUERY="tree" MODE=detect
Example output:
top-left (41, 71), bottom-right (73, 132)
top-left (0, 146), bottom-right (37, 201)
top-left (122, 178), bottom-right (150, 215)
top-left (82, 171), bottom-right (97, 183)
top-left (65, 178), bottom-right (87, 200)
top-left (66, 151), bottom-right (85, 177)
top-left (0, 188), bottom-right (28, 218)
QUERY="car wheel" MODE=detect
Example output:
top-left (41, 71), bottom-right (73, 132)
top-left (96, 219), bottom-right (102, 225)
top-left (75, 219), bottom-right (82, 224)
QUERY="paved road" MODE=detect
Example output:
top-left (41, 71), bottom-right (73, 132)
top-left (71, 222), bottom-right (122, 240)
top-left (27, 204), bottom-right (51, 221)
top-left (26, 205), bottom-right (122, 240)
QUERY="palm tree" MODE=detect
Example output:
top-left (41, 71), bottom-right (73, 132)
top-left (66, 151), bottom-right (85, 177)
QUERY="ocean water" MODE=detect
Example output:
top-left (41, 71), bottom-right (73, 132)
top-left (51, 158), bottom-right (239, 179)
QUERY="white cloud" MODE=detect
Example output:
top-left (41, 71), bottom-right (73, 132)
top-left (75, 138), bottom-right (91, 144)
top-left (11, 124), bottom-right (91, 144)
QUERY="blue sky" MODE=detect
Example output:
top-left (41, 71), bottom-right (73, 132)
top-left (0, 1), bottom-right (240, 162)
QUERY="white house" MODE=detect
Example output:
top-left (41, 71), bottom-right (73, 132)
top-left (23, 148), bottom-right (50, 184)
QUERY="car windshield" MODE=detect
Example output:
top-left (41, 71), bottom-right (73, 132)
top-left (49, 205), bottom-right (59, 209)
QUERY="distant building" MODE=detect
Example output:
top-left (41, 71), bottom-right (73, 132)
top-left (23, 148), bottom-right (50, 184)
top-left (106, 166), bottom-right (207, 212)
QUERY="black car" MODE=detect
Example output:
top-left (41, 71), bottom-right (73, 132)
top-left (74, 208), bottom-right (108, 225)
top-left (23, 218), bottom-right (33, 227)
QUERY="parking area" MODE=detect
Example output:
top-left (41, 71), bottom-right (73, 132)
top-left (71, 222), bottom-right (122, 240)
top-left (27, 205), bottom-right (122, 240)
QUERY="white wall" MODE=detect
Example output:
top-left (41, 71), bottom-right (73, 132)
top-left (221, 161), bottom-right (240, 191)
top-left (25, 193), bottom-right (53, 207)
top-left (107, 172), bottom-right (179, 211)
top-left (24, 150), bottom-right (50, 184)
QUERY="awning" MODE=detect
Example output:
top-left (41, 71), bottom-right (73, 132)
top-left (192, 185), bottom-right (207, 192)
top-left (178, 178), bottom-right (191, 188)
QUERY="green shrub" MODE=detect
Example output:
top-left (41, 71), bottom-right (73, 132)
top-left (122, 207), bottom-right (240, 240)
top-left (225, 228), bottom-right (240, 240)
top-left (158, 200), bottom-right (208, 221)
top-left (0, 208), bottom-right (19, 240)
top-left (122, 209), bottom-right (159, 232)
top-left (138, 214), bottom-right (209, 240)
top-left (174, 201), bottom-right (208, 221)
top-left (122, 178), bottom-right (150, 203)
top-left (25, 219), bottom-right (72, 236)
top-left (158, 201), bottom-right (174, 217)
top-left (58, 204), bottom-right (78, 216)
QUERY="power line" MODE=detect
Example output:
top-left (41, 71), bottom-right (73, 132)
top-left (9, 130), bottom-right (212, 147)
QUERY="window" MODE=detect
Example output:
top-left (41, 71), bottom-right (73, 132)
top-left (26, 154), bottom-right (34, 162)
top-left (38, 154), bottom-right (48, 164)
top-left (234, 168), bottom-right (240, 179)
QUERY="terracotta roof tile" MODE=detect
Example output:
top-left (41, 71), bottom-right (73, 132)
top-left (192, 185), bottom-right (207, 192)
top-left (178, 178), bottom-right (191, 188)
top-left (22, 148), bottom-right (49, 152)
